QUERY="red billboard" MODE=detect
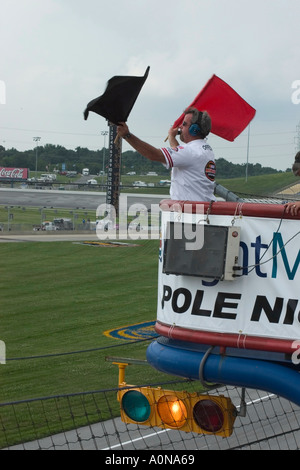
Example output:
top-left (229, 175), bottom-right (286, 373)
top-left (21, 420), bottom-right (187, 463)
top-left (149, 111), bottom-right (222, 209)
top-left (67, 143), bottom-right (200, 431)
top-left (0, 167), bottom-right (29, 180)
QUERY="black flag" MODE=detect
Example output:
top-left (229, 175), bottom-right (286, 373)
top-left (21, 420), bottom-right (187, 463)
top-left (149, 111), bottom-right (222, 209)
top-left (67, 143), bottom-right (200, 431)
top-left (84, 66), bottom-right (150, 124)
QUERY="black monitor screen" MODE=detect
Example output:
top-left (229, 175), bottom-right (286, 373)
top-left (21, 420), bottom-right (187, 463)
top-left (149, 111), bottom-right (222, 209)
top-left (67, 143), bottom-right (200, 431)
top-left (163, 222), bottom-right (228, 279)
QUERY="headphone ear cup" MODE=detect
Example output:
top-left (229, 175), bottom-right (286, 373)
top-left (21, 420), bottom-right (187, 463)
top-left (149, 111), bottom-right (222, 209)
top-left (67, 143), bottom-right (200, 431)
top-left (189, 123), bottom-right (201, 136)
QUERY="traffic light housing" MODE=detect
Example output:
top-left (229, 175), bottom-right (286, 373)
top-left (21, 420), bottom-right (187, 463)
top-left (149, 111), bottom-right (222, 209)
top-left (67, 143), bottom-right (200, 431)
top-left (118, 386), bottom-right (237, 437)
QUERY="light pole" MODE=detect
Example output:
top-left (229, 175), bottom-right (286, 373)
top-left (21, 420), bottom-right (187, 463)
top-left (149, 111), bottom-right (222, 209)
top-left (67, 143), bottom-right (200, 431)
top-left (245, 124), bottom-right (250, 183)
top-left (101, 130), bottom-right (108, 186)
top-left (33, 136), bottom-right (41, 178)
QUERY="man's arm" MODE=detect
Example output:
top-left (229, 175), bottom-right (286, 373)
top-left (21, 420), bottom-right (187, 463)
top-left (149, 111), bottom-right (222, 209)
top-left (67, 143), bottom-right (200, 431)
top-left (117, 122), bottom-right (165, 163)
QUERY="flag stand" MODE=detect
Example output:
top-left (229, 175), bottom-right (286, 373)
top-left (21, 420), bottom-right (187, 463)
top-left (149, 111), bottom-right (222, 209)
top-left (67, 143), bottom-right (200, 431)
top-left (106, 122), bottom-right (122, 218)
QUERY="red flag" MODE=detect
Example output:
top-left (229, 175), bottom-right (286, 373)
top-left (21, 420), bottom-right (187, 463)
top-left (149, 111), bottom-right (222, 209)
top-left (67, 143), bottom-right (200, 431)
top-left (173, 75), bottom-right (256, 141)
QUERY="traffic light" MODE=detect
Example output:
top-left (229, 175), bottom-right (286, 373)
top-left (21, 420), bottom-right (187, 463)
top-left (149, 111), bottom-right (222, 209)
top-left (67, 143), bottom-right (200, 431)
top-left (118, 386), bottom-right (237, 437)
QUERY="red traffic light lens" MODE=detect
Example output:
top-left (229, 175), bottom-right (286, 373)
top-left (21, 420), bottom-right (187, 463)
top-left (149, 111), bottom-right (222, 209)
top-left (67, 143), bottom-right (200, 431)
top-left (193, 399), bottom-right (224, 433)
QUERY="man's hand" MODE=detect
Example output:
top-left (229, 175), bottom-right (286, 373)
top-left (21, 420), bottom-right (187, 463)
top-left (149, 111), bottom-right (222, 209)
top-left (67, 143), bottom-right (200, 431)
top-left (117, 122), bottom-right (129, 138)
top-left (285, 201), bottom-right (300, 216)
top-left (168, 126), bottom-right (179, 139)
top-left (168, 126), bottom-right (180, 147)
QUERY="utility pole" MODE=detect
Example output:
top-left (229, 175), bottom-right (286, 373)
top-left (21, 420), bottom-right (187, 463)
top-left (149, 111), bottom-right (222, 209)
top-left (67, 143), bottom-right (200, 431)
top-left (295, 122), bottom-right (300, 153)
top-left (33, 136), bottom-right (41, 177)
top-left (245, 124), bottom-right (250, 183)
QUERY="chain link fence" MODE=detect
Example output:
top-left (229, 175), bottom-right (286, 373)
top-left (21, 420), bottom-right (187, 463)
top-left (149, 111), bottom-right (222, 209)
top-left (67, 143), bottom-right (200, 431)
top-left (1, 382), bottom-right (300, 450)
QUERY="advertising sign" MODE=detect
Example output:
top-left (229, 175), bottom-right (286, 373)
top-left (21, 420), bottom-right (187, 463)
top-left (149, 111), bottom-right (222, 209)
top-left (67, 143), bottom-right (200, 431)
top-left (157, 202), bottom-right (300, 343)
top-left (0, 167), bottom-right (29, 180)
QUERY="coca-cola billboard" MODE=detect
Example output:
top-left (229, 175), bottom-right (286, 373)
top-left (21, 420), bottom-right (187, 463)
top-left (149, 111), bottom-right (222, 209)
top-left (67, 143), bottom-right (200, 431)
top-left (0, 167), bottom-right (29, 180)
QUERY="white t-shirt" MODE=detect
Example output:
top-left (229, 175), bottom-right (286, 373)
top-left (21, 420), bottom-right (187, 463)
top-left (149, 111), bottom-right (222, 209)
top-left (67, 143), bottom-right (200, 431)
top-left (160, 140), bottom-right (216, 201)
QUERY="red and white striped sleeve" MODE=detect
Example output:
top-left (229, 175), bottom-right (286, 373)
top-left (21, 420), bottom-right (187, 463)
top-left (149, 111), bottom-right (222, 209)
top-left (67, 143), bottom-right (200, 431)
top-left (160, 147), bottom-right (173, 168)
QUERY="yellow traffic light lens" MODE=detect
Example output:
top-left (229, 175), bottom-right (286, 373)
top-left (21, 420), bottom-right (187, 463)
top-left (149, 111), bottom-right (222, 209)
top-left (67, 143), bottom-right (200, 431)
top-left (193, 399), bottom-right (224, 433)
top-left (122, 390), bottom-right (151, 422)
top-left (157, 394), bottom-right (187, 428)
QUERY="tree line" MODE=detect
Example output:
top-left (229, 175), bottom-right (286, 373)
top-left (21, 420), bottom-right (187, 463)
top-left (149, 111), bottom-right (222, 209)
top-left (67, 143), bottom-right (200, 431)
top-left (0, 144), bottom-right (286, 178)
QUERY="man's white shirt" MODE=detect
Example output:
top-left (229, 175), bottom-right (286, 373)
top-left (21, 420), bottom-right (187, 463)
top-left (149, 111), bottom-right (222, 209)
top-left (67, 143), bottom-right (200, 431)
top-left (160, 140), bottom-right (216, 201)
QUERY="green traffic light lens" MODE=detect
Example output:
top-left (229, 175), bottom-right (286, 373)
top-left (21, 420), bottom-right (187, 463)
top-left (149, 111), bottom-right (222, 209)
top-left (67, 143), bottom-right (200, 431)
top-left (122, 390), bottom-right (151, 422)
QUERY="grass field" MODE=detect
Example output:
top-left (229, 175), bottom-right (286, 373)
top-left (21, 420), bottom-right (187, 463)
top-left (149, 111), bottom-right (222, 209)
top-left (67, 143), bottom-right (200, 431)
top-left (0, 206), bottom-right (97, 232)
top-left (216, 172), bottom-right (299, 196)
top-left (1, 236), bottom-right (203, 448)
top-left (0, 239), bottom-right (176, 406)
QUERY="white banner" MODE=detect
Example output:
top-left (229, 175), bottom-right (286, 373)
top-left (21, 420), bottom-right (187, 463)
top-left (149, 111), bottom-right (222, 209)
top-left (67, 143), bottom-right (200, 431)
top-left (157, 207), bottom-right (300, 341)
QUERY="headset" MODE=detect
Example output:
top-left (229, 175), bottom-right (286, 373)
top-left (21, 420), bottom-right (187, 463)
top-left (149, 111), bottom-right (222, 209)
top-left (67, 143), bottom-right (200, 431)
top-left (188, 110), bottom-right (203, 136)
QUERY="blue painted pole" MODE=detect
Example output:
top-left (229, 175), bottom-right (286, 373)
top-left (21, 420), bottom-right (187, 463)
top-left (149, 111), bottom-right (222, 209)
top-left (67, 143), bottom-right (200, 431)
top-left (147, 340), bottom-right (300, 406)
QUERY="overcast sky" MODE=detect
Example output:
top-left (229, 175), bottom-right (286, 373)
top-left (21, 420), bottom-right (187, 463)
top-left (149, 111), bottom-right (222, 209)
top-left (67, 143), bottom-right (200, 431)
top-left (1, 0), bottom-right (300, 172)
